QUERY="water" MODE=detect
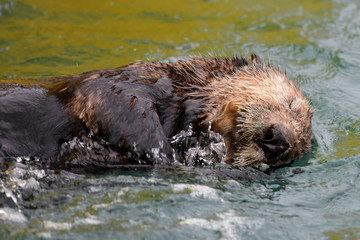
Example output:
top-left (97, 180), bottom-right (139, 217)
top-left (1, 0), bottom-right (360, 239)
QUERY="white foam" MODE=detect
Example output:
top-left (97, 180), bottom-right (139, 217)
top-left (44, 220), bottom-right (72, 230)
top-left (180, 210), bottom-right (264, 240)
top-left (172, 183), bottom-right (224, 202)
top-left (30, 169), bottom-right (46, 179)
top-left (1, 181), bottom-right (19, 206)
top-left (92, 199), bottom-right (123, 209)
top-left (75, 215), bottom-right (102, 225)
top-left (0, 208), bottom-right (27, 223)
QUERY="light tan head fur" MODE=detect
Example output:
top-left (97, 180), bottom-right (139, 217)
top-left (183, 54), bottom-right (313, 167)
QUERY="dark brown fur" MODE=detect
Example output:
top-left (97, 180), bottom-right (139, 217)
top-left (0, 54), bottom-right (312, 169)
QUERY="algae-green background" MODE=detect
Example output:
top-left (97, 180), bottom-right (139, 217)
top-left (1, 0), bottom-right (332, 78)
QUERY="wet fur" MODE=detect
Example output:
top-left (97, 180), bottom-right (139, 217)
top-left (0, 54), bottom-right (313, 168)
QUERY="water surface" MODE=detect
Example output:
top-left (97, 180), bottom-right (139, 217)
top-left (1, 0), bottom-right (360, 239)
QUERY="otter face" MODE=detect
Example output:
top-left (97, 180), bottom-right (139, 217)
top-left (210, 65), bottom-right (313, 167)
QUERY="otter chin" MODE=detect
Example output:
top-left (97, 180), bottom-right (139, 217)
top-left (0, 53), bottom-right (313, 169)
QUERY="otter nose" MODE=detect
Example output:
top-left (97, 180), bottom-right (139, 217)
top-left (258, 126), bottom-right (289, 160)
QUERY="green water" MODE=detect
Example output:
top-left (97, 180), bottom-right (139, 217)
top-left (1, 0), bottom-right (360, 239)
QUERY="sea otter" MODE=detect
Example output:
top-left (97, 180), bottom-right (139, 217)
top-left (0, 54), bottom-right (313, 169)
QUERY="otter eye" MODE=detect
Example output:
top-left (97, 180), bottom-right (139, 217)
top-left (288, 97), bottom-right (296, 109)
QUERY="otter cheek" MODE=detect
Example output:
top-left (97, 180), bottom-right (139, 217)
top-left (211, 101), bottom-right (239, 164)
top-left (212, 118), bottom-right (238, 164)
top-left (224, 132), bottom-right (240, 164)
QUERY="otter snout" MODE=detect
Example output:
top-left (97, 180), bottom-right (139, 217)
top-left (257, 125), bottom-right (292, 162)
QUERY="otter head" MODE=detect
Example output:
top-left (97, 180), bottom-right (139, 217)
top-left (210, 56), bottom-right (313, 167)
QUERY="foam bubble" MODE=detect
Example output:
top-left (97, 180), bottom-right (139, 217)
top-left (172, 183), bottom-right (224, 202)
top-left (180, 210), bottom-right (264, 240)
top-left (0, 208), bottom-right (28, 223)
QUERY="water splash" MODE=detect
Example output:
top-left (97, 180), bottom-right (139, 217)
top-left (170, 124), bottom-right (226, 166)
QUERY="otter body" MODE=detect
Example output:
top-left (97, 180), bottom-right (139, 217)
top-left (0, 54), bottom-right (313, 169)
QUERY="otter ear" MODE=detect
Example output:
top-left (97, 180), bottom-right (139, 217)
top-left (211, 101), bottom-right (238, 136)
top-left (251, 53), bottom-right (262, 63)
